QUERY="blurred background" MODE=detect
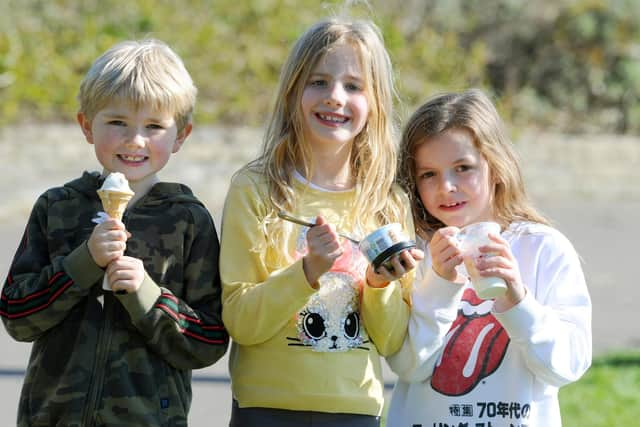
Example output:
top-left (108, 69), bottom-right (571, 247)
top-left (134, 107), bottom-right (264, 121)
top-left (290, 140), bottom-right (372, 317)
top-left (1, 0), bottom-right (639, 425)
top-left (2, 0), bottom-right (640, 132)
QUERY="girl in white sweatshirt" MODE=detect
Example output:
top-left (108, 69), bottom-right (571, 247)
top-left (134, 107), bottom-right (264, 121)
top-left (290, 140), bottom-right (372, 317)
top-left (386, 89), bottom-right (592, 427)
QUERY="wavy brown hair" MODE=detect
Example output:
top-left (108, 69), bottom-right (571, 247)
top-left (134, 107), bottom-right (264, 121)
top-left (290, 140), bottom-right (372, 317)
top-left (398, 88), bottom-right (549, 240)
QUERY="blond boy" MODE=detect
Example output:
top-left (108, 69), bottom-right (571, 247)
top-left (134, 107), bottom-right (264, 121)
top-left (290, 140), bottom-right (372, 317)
top-left (1, 39), bottom-right (228, 426)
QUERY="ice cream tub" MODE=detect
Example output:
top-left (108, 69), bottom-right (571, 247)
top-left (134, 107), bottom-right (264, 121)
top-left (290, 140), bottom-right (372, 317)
top-left (358, 223), bottom-right (415, 271)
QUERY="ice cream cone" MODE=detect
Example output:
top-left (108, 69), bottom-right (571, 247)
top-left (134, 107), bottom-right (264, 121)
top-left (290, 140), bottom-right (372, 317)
top-left (97, 189), bottom-right (134, 220)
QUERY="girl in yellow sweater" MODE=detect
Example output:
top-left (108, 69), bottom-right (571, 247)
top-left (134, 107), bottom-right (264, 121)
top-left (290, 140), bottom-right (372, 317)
top-left (220, 16), bottom-right (422, 427)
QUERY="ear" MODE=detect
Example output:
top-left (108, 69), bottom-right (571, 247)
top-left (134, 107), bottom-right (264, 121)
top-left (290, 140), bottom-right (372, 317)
top-left (172, 122), bottom-right (192, 154)
top-left (77, 112), bottom-right (94, 144)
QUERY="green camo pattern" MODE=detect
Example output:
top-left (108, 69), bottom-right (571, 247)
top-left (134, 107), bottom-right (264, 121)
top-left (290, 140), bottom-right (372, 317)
top-left (1, 171), bottom-right (228, 426)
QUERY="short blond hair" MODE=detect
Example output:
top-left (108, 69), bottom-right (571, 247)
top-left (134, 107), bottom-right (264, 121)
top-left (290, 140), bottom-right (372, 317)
top-left (78, 39), bottom-right (196, 132)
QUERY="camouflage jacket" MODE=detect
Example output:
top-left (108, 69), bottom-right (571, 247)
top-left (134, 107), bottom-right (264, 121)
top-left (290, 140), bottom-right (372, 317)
top-left (1, 171), bottom-right (229, 426)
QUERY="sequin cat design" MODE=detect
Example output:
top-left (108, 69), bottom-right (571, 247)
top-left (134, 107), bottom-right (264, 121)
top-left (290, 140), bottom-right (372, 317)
top-left (287, 271), bottom-right (369, 352)
top-left (286, 220), bottom-right (370, 352)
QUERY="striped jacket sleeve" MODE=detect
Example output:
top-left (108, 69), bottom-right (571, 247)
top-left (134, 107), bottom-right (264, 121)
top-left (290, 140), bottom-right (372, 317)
top-left (1, 194), bottom-right (103, 341)
top-left (116, 204), bottom-right (229, 369)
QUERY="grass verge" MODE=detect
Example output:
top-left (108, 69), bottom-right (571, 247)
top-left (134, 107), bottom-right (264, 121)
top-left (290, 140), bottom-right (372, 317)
top-left (560, 350), bottom-right (640, 426)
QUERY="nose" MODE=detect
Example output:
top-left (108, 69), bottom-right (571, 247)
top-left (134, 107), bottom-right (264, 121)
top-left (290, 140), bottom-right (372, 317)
top-left (125, 128), bottom-right (146, 148)
top-left (440, 172), bottom-right (458, 193)
top-left (324, 82), bottom-right (346, 108)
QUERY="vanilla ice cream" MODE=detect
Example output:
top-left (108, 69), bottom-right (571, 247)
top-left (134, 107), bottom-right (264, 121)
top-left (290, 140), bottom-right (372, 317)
top-left (97, 172), bottom-right (134, 219)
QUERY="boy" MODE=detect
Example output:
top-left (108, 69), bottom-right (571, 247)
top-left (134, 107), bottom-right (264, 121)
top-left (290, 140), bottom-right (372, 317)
top-left (0, 39), bottom-right (228, 426)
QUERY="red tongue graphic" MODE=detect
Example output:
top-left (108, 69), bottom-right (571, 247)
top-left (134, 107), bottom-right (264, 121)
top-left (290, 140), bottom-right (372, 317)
top-left (431, 288), bottom-right (510, 396)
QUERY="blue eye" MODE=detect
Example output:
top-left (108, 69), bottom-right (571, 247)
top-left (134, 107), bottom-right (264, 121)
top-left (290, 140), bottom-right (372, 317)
top-left (108, 120), bottom-right (125, 126)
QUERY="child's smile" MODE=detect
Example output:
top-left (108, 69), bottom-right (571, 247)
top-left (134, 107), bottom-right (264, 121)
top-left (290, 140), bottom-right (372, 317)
top-left (301, 43), bottom-right (369, 151)
top-left (439, 200), bottom-right (467, 211)
top-left (78, 100), bottom-right (189, 191)
top-left (315, 111), bottom-right (350, 126)
top-left (118, 154), bottom-right (148, 165)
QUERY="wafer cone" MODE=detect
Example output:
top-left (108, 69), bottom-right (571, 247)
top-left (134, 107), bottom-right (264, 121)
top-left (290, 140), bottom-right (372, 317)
top-left (97, 189), bottom-right (134, 220)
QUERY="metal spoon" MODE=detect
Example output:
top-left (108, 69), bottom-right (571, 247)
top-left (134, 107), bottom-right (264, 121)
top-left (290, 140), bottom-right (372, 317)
top-left (277, 211), bottom-right (360, 244)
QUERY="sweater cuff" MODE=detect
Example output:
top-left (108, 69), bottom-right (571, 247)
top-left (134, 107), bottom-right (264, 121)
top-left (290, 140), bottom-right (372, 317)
top-left (117, 272), bottom-right (162, 322)
top-left (362, 278), bottom-right (401, 307)
top-left (493, 291), bottom-right (542, 340)
top-left (63, 241), bottom-right (105, 290)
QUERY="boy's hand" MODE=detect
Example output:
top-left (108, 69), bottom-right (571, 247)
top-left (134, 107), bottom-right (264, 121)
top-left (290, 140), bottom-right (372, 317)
top-left (430, 226), bottom-right (465, 283)
top-left (105, 256), bottom-right (145, 294)
top-left (366, 247), bottom-right (424, 288)
top-left (302, 216), bottom-right (343, 288)
top-left (88, 218), bottom-right (129, 268)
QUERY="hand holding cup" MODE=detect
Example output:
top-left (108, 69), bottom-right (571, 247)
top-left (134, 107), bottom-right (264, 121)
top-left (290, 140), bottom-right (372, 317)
top-left (457, 222), bottom-right (508, 300)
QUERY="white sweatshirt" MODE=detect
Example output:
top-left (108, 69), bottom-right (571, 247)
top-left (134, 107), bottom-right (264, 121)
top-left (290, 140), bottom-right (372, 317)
top-left (386, 222), bottom-right (592, 427)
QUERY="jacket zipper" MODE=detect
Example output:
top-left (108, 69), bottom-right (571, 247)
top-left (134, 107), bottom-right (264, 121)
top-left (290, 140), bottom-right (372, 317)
top-left (81, 210), bottom-right (130, 425)
top-left (81, 291), bottom-right (114, 426)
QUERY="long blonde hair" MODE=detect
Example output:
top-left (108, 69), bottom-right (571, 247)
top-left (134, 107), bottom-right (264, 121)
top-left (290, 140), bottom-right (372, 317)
top-left (398, 88), bottom-right (549, 240)
top-left (243, 17), bottom-right (405, 246)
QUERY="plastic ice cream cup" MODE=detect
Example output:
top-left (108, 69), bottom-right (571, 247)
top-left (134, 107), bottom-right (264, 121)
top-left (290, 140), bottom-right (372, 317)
top-left (457, 221), bottom-right (507, 300)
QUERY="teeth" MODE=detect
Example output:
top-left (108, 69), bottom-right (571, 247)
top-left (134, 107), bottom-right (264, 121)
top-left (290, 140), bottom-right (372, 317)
top-left (120, 155), bottom-right (145, 162)
top-left (318, 113), bottom-right (347, 123)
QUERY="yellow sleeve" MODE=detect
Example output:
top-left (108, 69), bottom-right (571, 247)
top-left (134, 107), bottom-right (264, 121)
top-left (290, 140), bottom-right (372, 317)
top-left (219, 171), bottom-right (315, 345)
top-left (361, 282), bottom-right (410, 356)
top-left (360, 186), bottom-right (415, 356)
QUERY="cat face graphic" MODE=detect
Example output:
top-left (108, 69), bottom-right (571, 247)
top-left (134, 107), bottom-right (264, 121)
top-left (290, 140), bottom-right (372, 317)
top-left (287, 272), bottom-right (369, 352)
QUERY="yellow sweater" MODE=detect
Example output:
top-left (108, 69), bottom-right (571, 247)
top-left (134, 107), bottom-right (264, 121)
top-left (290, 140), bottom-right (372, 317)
top-left (220, 169), bottom-right (413, 416)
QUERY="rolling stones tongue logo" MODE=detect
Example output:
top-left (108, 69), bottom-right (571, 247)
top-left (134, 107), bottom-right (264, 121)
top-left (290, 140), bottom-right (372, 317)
top-left (431, 288), bottom-right (510, 396)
